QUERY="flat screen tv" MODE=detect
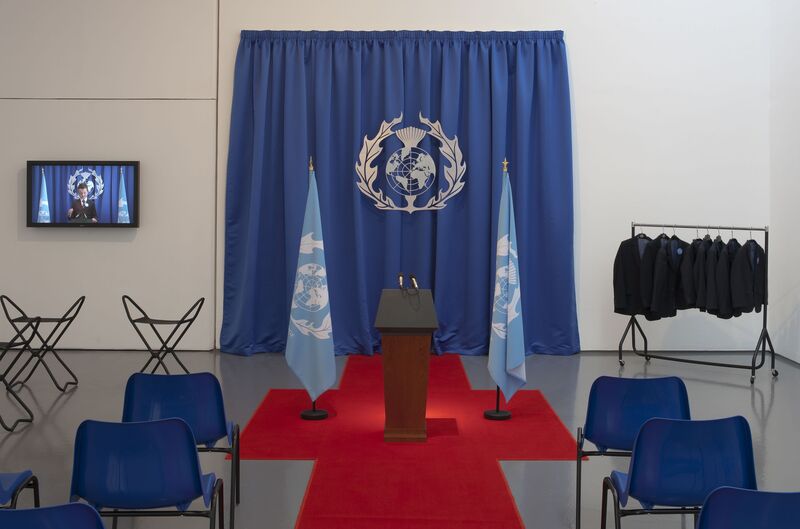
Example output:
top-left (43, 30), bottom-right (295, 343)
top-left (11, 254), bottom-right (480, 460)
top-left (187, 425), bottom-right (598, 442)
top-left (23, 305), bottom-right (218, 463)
top-left (27, 161), bottom-right (139, 227)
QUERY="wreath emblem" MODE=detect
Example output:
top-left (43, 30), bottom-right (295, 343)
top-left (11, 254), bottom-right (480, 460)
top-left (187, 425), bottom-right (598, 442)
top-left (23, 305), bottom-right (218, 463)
top-left (67, 168), bottom-right (105, 200)
top-left (355, 113), bottom-right (467, 213)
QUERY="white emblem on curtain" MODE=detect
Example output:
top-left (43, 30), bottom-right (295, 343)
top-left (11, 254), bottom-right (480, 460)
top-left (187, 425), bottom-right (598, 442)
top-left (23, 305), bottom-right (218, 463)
top-left (356, 113), bottom-right (467, 213)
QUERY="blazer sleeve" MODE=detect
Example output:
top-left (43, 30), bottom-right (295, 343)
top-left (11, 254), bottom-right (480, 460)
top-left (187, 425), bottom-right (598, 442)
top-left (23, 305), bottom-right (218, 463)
top-left (613, 242), bottom-right (628, 312)
top-left (731, 246), bottom-right (754, 312)
top-left (706, 247), bottom-right (719, 312)
top-left (640, 242), bottom-right (657, 310)
top-left (680, 244), bottom-right (696, 306)
top-left (716, 249), bottom-right (733, 318)
top-left (754, 247), bottom-right (766, 312)
top-left (694, 246), bottom-right (707, 310)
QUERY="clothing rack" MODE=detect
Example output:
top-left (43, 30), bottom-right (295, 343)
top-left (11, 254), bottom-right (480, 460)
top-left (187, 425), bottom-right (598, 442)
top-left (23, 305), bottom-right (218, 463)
top-left (617, 222), bottom-right (778, 383)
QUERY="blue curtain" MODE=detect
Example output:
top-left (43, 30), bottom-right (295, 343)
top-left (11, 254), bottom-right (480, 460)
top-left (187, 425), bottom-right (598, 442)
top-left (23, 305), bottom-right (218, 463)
top-left (30, 164), bottom-right (136, 224)
top-left (223, 30), bottom-right (579, 356)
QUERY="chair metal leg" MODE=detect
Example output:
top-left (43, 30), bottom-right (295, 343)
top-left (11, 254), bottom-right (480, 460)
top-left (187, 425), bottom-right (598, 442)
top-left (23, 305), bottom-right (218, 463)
top-left (0, 381), bottom-right (35, 432)
top-left (9, 474), bottom-right (39, 508)
top-left (576, 428), bottom-right (583, 529)
top-left (601, 477), bottom-right (622, 529)
top-left (235, 425), bottom-right (241, 505)
top-left (210, 478), bottom-right (224, 529)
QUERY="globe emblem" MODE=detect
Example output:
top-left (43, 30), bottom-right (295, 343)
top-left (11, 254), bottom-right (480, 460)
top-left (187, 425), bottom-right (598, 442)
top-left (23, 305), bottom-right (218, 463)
top-left (293, 263), bottom-right (329, 312)
top-left (493, 263), bottom-right (518, 314)
top-left (386, 147), bottom-right (436, 196)
top-left (80, 174), bottom-right (95, 194)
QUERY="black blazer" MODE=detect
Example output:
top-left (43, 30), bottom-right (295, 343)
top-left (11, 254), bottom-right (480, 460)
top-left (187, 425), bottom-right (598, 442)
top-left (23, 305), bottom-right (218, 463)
top-left (69, 198), bottom-right (98, 221)
top-left (705, 238), bottom-right (725, 314)
top-left (613, 235), bottom-right (658, 318)
top-left (640, 234), bottom-right (670, 313)
top-left (715, 238), bottom-right (742, 319)
top-left (731, 240), bottom-right (766, 313)
top-left (693, 237), bottom-right (712, 310)
top-left (650, 236), bottom-right (691, 318)
top-left (678, 240), bottom-right (696, 308)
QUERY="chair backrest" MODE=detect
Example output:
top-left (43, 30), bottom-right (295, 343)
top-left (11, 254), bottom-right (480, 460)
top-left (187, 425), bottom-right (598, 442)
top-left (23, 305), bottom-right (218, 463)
top-left (122, 372), bottom-right (228, 446)
top-left (628, 416), bottom-right (756, 507)
top-left (70, 418), bottom-right (205, 510)
top-left (0, 502), bottom-right (105, 529)
top-left (697, 487), bottom-right (800, 529)
top-left (583, 376), bottom-right (690, 451)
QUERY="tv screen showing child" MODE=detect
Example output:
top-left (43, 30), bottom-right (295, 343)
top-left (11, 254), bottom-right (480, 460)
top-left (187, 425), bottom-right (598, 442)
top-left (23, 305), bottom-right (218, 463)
top-left (28, 161), bottom-right (139, 227)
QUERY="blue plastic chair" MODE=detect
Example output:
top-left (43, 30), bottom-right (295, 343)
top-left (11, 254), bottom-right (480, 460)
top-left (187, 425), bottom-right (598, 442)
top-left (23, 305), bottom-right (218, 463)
top-left (601, 416), bottom-right (756, 529)
top-left (0, 502), bottom-right (104, 528)
top-left (70, 418), bottom-right (224, 529)
top-left (697, 487), bottom-right (800, 529)
top-left (576, 376), bottom-right (690, 529)
top-left (122, 372), bottom-right (240, 529)
top-left (0, 470), bottom-right (39, 509)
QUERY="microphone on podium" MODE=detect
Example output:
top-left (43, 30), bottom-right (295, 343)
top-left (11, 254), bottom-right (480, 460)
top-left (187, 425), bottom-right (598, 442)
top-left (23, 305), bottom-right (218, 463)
top-left (409, 274), bottom-right (419, 290)
top-left (397, 272), bottom-right (405, 290)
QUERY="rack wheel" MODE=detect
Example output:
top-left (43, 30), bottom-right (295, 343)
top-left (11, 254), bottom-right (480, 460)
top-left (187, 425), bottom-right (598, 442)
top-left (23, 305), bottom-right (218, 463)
top-left (619, 360), bottom-right (625, 366)
top-left (772, 369), bottom-right (779, 377)
top-left (750, 376), bottom-right (755, 384)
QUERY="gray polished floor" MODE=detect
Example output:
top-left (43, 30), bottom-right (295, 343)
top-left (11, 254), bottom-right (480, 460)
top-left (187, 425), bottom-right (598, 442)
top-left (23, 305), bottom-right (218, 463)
top-left (1, 349), bottom-right (797, 529)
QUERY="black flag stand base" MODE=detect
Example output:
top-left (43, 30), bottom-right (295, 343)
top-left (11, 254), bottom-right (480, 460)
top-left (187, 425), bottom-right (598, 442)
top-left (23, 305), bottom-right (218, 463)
top-left (484, 386), bottom-right (511, 421)
top-left (300, 399), bottom-right (328, 420)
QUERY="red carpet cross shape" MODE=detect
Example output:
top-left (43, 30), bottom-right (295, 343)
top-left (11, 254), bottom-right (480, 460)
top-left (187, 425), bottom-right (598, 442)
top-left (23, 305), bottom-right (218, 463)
top-left (239, 355), bottom-right (577, 529)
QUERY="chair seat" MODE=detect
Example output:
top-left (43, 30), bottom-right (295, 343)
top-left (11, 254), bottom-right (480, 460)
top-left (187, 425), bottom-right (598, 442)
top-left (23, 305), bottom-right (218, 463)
top-left (132, 317), bottom-right (183, 325)
top-left (0, 470), bottom-right (32, 505)
top-left (610, 471), bottom-right (630, 507)
top-left (11, 316), bottom-right (62, 323)
top-left (175, 472), bottom-right (216, 511)
top-left (200, 473), bottom-right (216, 509)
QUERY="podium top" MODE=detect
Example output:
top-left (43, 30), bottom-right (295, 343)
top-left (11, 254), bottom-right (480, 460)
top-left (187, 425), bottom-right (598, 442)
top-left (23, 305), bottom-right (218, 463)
top-left (374, 289), bottom-right (439, 335)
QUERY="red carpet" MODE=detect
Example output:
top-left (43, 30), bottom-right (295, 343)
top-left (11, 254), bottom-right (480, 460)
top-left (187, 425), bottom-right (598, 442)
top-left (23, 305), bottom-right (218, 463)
top-left (240, 355), bottom-right (577, 529)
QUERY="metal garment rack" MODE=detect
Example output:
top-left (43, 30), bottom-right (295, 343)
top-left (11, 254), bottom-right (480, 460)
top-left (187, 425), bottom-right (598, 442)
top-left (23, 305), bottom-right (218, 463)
top-left (618, 222), bottom-right (778, 384)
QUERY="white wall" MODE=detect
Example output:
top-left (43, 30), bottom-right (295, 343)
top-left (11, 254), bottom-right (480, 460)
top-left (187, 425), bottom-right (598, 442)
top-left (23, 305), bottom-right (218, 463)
top-left (1, 0), bottom-right (783, 353)
top-left (769, 0), bottom-right (800, 363)
top-left (217, 0), bottom-right (771, 352)
top-left (0, 0), bottom-right (218, 349)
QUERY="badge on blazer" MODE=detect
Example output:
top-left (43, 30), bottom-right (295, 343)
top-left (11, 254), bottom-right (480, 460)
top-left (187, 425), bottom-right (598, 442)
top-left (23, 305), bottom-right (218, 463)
top-left (67, 168), bottom-right (105, 200)
top-left (356, 113), bottom-right (466, 213)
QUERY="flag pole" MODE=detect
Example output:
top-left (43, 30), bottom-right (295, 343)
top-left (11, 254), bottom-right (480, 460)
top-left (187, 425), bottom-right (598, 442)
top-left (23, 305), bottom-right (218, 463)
top-left (484, 386), bottom-right (511, 420)
top-left (301, 398), bottom-right (328, 420)
top-left (296, 156), bottom-right (330, 421)
top-left (485, 158), bottom-right (515, 421)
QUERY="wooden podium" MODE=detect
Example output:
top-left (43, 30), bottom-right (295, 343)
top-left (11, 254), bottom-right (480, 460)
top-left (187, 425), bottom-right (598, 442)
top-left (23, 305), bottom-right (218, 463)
top-left (374, 289), bottom-right (438, 442)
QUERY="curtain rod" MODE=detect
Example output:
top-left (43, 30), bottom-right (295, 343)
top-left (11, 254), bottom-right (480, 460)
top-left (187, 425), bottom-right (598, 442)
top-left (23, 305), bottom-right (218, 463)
top-left (632, 222), bottom-right (768, 232)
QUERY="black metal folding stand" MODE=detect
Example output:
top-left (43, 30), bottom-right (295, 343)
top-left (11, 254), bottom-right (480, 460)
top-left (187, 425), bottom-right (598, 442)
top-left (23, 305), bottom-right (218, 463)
top-left (0, 296), bottom-right (84, 392)
top-left (122, 296), bottom-right (204, 374)
top-left (618, 222), bottom-right (777, 384)
top-left (0, 319), bottom-right (40, 432)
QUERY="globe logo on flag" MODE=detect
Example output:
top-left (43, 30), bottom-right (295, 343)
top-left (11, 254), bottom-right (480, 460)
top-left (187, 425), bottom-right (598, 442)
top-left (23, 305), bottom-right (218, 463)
top-left (493, 261), bottom-right (519, 315)
top-left (293, 263), bottom-right (329, 312)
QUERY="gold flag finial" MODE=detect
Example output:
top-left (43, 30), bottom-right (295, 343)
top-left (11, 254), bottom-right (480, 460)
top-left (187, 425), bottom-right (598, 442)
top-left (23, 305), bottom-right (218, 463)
top-left (309, 156), bottom-right (314, 171)
top-left (502, 158), bottom-right (509, 173)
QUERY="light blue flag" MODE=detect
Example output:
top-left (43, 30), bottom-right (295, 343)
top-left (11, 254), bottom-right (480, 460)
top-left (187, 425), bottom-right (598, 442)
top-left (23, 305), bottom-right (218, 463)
top-left (488, 162), bottom-right (526, 401)
top-left (117, 168), bottom-right (130, 223)
top-left (285, 162), bottom-right (336, 402)
top-left (37, 168), bottom-right (51, 223)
